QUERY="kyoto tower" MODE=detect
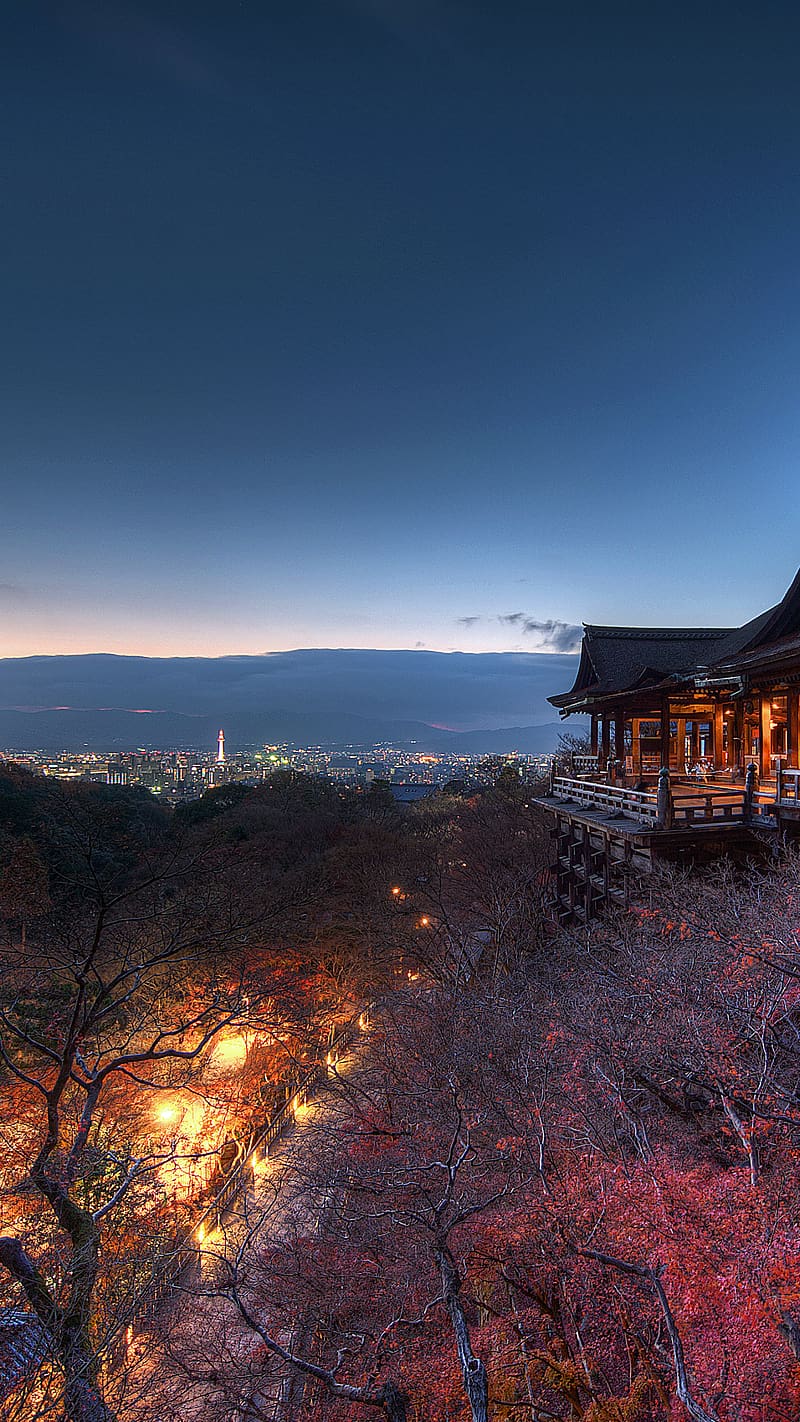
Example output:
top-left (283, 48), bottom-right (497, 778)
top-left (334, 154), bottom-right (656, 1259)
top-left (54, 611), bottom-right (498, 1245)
top-left (217, 728), bottom-right (225, 764)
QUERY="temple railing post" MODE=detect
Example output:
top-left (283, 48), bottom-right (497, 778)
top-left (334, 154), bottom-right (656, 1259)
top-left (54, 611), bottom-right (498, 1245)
top-left (776, 760), bottom-right (784, 804)
top-left (744, 762), bottom-right (757, 822)
top-left (656, 766), bottom-right (673, 830)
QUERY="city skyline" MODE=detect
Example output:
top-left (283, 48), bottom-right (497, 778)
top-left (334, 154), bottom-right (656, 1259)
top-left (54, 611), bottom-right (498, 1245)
top-left (4, 2), bottom-right (800, 658)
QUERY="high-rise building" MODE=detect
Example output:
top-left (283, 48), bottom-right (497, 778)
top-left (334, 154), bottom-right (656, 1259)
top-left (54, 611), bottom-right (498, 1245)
top-left (217, 729), bottom-right (225, 764)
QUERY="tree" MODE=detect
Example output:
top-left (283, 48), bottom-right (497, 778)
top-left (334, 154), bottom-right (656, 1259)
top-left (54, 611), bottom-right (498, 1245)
top-left (0, 782), bottom-right (293, 1422)
top-left (0, 836), bottom-right (51, 948)
top-left (150, 984), bottom-right (524, 1422)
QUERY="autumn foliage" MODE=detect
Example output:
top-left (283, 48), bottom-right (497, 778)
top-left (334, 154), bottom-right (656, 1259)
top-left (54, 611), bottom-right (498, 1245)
top-left (2, 763), bottom-right (800, 1420)
top-left (191, 828), bottom-right (800, 1421)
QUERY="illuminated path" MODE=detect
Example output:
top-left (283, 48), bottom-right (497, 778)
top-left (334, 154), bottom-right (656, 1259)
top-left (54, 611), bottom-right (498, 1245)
top-left (118, 965), bottom-right (481, 1417)
top-left (120, 1034), bottom-right (366, 1421)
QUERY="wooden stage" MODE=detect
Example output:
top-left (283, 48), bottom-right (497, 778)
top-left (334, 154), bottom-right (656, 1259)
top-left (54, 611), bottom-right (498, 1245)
top-left (532, 773), bottom-right (779, 923)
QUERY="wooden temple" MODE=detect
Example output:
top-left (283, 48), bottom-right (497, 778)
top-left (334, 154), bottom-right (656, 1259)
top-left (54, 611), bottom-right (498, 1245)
top-left (550, 566), bottom-right (800, 782)
top-left (535, 568), bottom-right (800, 922)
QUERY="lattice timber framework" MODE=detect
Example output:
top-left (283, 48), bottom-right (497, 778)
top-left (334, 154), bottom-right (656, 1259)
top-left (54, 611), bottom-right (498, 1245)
top-left (550, 810), bottom-right (650, 924)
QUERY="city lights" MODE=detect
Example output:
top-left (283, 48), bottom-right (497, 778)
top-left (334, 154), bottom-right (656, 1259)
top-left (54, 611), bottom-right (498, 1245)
top-left (5, 740), bottom-right (549, 805)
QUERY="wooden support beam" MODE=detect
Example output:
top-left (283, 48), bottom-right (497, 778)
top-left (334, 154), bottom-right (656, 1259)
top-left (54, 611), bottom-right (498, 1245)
top-left (723, 708), bottom-right (733, 768)
top-left (613, 710), bottom-right (625, 775)
top-left (759, 693), bottom-right (772, 778)
top-left (590, 714), bottom-right (598, 756)
top-left (732, 701), bottom-right (744, 771)
top-left (789, 693), bottom-right (799, 770)
top-left (713, 703), bottom-right (724, 769)
top-left (676, 718), bottom-right (687, 775)
top-left (689, 719), bottom-right (700, 766)
top-left (660, 703), bottom-right (671, 769)
top-left (601, 715), bottom-right (611, 766)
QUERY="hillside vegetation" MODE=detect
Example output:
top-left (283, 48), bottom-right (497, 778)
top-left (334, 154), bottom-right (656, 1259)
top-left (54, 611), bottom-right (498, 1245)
top-left (0, 764), bottom-right (798, 1421)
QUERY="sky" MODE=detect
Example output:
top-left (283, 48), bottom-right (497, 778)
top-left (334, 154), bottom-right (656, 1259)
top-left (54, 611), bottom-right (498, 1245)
top-left (4, 0), bottom-right (800, 658)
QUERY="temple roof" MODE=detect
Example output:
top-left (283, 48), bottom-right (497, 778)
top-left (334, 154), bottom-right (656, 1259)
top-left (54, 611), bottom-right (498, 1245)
top-left (550, 626), bottom-right (734, 709)
top-left (549, 568), bottom-right (800, 712)
top-left (714, 567), bottom-right (800, 660)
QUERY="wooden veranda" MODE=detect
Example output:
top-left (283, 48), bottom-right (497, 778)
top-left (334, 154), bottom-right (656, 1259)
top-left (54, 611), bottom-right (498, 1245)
top-left (532, 763), bottom-right (793, 924)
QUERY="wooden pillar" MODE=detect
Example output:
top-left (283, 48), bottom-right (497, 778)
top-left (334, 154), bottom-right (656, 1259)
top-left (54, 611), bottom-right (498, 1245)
top-left (744, 761), bottom-right (756, 819)
top-left (789, 692), bottom-right (800, 769)
top-left (732, 701), bottom-right (744, 771)
top-left (689, 720), bottom-right (700, 767)
top-left (759, 693), bottom-right (772, 778)
top-left (660, 703), bottom-right (671, 769)
top-left (590, 714), bottom-right (598, 756)
top-left (723, 708), bottom-right (734, 768)
top-left (677, 717), bottom-right (687, 775)
top-left (613, 710), bottom-right (625, 768)
top-left (713, 703), bottom-right (724, 770)
top-left (656, 766), bottom-right (673, 829)
top-left (600, 715), bottom-right (610, 765)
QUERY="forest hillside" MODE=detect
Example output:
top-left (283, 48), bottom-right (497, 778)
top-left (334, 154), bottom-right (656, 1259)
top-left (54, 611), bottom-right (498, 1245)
top-left (0, 764), bottom-right (798, 1421)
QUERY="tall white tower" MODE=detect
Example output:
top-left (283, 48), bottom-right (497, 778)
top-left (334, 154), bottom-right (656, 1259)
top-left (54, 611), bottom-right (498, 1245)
top-left (217, 729), bottom-right (225, 764)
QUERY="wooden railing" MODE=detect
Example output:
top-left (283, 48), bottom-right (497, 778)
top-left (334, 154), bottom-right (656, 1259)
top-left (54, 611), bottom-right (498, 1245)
top-left (548, 773), bottom-right (755, 828)
top-left (776, 766), bottom-right (800, 805)
top-left (198, 1006), bottom-right (370, 1231)
top-left (571, 754), bottom-right (600, 775)
top-left (671, 788), bottom-right (747, 824)
top-left (551, 775), bottom-right (660, 825)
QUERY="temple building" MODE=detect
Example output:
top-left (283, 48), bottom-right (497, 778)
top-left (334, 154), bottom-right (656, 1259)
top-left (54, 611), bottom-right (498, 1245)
top-left (549, 567), bottom-right (800, 782)
top-left (535, 569), bottom-right (800, 923)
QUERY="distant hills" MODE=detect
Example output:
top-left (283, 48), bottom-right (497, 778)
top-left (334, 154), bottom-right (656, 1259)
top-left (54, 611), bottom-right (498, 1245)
top-left (0, 708), bottom-right (567, 755)
top-left (0, 650), bottom-right (582, 754)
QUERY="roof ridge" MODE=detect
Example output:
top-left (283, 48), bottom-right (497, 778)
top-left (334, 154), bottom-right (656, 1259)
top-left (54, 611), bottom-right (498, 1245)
top-left (584, 626), bottom-right (734, 640)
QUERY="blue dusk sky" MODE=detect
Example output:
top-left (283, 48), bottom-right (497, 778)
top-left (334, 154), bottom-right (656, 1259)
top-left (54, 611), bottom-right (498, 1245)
top-left (3, 0), bottom-right (800, 657)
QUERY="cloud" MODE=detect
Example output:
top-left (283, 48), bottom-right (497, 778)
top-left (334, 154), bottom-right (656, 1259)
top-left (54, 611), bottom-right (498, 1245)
top-left (415, 640), bottom-right (426, 648)
top-left (463, 611), bottom-right (582, 652)
top-left (518, 619), bottom-right (582, 652)
top-left (0, 583), bottom-right (29, 604)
